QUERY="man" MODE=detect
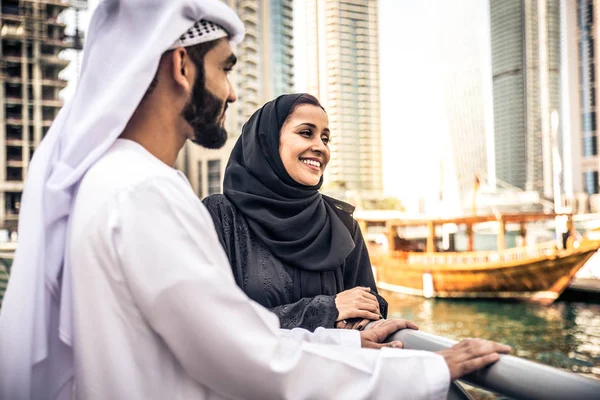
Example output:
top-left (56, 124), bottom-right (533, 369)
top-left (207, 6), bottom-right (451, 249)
top-left (0, 1), bottom-right (509, 399)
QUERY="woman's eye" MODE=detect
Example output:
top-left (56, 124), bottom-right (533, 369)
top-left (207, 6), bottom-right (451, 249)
top-left (300, 130), bottom-right (312, 137)
top-left (322, 136), bottom-right (330, 144)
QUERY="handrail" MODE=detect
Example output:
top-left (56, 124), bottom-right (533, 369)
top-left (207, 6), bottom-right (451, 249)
top-left (388, 329), bottom-right (600, 400)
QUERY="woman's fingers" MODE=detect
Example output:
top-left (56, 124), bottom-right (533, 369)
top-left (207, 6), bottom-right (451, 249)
top-left (360, 291), bottom-right (379, 303)
top-left (354, 310), bottom-right (382, 321)
top-left (335, 320), bottom-right (351, 329)
top-left (354, 300), bottom-right (379, 314)
top-left (350, 318), bottom-right (371, 331)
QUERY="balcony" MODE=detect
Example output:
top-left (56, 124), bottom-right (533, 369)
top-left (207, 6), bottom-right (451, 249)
top-left (32, 0), bottom-right (71, 10)
top-left (2, 76), bottom-right (68, 88)
top-left (6, 160), bottom-right (25, 168)
top-left (5, 118), bottom-right (53, 127)
top-left (39, 55), bottom-right (69, 67)
top-left (46, 17), bottom-right (67, 28)
top-left (41, 37), bottom-right (72, 49)
top-left (243, 40), bottom-right (258, 53)
top-left (282, 8), bottom-right (293, 22)
top-left (5, 139), bottom-right (26, 147)
top-left (1, 14), bottom-right (22, 23)
top-left (0, 182), bottom-right (25, 192)
top-left (240, 0), bottom-right (257, 12)
top-left (0, 25), bottom-right (24, 40)
top-left (244, 52), bottom-right (259, 66)
top-left (2, 54), bottom-right (70, 68)
top-left (241, 67), bottom-right (258, 80)
top-left (41, 99), bottom-right (63, 108)
top-left (3, 97), bottom-right (24, 106)
top-left (245, 25), bottom-right (258, 39)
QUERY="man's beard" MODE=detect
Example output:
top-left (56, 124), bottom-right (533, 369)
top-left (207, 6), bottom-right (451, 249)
top-left (181, 77), bottom-right (228, 149)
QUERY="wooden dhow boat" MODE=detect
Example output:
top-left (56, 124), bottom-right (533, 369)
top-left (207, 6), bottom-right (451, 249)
top-left (357, 212), bottom-right (600, 305)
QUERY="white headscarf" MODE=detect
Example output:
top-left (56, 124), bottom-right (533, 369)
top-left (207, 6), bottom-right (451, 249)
top-left (0, 1), bottom-right (244, 398)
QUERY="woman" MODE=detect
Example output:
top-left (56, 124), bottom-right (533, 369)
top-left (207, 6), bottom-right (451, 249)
top-left (203, 93), bottom-right (388, 331)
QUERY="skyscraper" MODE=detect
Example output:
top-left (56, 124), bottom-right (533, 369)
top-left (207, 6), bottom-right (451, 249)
top-left (0, 0), bottom-right (86, 231)
top-left (490, 0), bottom-right (562, 197)
top-left (184, 0), bottom-right (295, 198)
top-left (299, 0), bottom-right (383, 198)
top-left (563, 0), bottom-right (599, 198)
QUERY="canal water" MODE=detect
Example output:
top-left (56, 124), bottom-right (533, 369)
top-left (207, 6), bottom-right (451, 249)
top-left (384, 291), bottom-right (600, 398)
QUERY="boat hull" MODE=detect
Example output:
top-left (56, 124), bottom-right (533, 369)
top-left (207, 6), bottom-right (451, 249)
top-left (371, 242), bottom-right (599, 305)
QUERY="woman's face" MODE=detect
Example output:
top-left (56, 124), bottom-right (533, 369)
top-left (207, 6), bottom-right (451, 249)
top-left (279, 104), bottom-right (331, 186)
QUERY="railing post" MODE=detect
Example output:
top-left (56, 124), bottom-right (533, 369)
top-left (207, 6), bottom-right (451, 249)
top-left (427, 220), bottom-right (436, 253)
top-left (385, 222), bottom-right (396, 252)
top-left (496, 216), bottom-right (505, 251)
top-left (520, 222), bottom-right (527, 246)
top-left (466, 223), bottom-right (474, 252)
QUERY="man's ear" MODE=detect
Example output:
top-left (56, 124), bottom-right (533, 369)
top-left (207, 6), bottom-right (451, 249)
top-left (170, 47), bottom-right (193, 92)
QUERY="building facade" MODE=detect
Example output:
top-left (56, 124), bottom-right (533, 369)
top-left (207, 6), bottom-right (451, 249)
top-left (183, 0), bottom-right (295, 198)
top-left (0, 0), bottom-right (86, 231)
top-left (564, 0), bottom-right (599, 196)
top-left (490, 0), bottom-right (562, 197)
top-left (299, 0), bottom-right (383, 199)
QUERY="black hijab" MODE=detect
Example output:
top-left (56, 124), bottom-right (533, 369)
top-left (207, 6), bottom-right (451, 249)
top-left (223, 94), bottom-right (355, 272)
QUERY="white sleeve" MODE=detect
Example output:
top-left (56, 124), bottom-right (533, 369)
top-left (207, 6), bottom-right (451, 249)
top-left (280, 327), bottom-right (361, 348)
top-left (115, 178), bottom-right (450, 400)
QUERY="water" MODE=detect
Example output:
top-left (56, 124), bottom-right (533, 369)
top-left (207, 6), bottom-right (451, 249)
top-left (384, 292), bottom-right (600, 398)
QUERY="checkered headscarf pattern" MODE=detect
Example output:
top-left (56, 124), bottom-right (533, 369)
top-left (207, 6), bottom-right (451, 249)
top-left (168, 19), bottom-right (228, 50)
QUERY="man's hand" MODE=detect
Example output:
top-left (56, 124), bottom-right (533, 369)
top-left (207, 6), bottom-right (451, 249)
top-left (359, 319), bottom-right (419, 349)
top-left (436, 339), bottom-right (511, 380)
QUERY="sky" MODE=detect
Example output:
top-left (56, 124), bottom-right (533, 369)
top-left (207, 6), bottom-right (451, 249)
top-left (62, 0), bottom-right (493, 210)
top-left (373, 0), bottom-right (492, 210)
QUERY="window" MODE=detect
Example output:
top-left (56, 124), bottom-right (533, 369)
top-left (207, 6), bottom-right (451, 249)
top-left (197, 162), bottom-right (203, 197)
top-left (583, 135), bottom-right (598, 156)
top-left (207, 160), bottom-right (221, 195)
top-left (583, 170), bottom-right (599, 194)
top-left (5, 192), bottom-right (21, 215)
top-left (582, 112), bottom-right (596, 132)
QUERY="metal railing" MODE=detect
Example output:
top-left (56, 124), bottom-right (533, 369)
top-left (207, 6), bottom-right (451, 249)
top-left (388, 329), bottom-right (600, 400)
top-left (404, 242), bottom-right (559, 266)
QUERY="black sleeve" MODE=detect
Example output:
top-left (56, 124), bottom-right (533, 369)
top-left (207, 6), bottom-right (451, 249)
top-left (201, 195), bottom-right (229, 253)
top-left (268, 295), bottom-right (339, 331)
top-left (342, 219), bottom-right (388, 318)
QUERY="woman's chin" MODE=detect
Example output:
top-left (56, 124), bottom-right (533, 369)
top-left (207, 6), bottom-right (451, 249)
top-left (304, 178), bottom-right (320, 186)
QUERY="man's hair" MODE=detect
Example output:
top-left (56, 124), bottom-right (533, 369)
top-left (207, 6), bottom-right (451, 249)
top-left (141, 39), bottom-right (222, 101)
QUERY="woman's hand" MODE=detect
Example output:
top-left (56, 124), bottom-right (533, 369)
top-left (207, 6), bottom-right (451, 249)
top-left (335, 318), bottom-right (371, 330)
top-left (335, 287), bottom-right (381, 322)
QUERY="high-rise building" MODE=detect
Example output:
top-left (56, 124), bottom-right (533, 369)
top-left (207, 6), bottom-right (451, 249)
top-left (490, 0), bottom-right (562, 197)
top-left (183, 0), bottom-right (295, 198)
top-left (299, 0), bottom-right (383, 198)
top-left (0, 0), bottom-right (86, 231)
top-left (563, 0), bottom-right (599, 198)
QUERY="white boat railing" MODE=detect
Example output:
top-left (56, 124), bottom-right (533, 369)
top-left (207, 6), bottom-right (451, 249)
top-left (404, 242), bottom-right (559, 266)
top-left (389, 329), bottom-right (600, 400)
